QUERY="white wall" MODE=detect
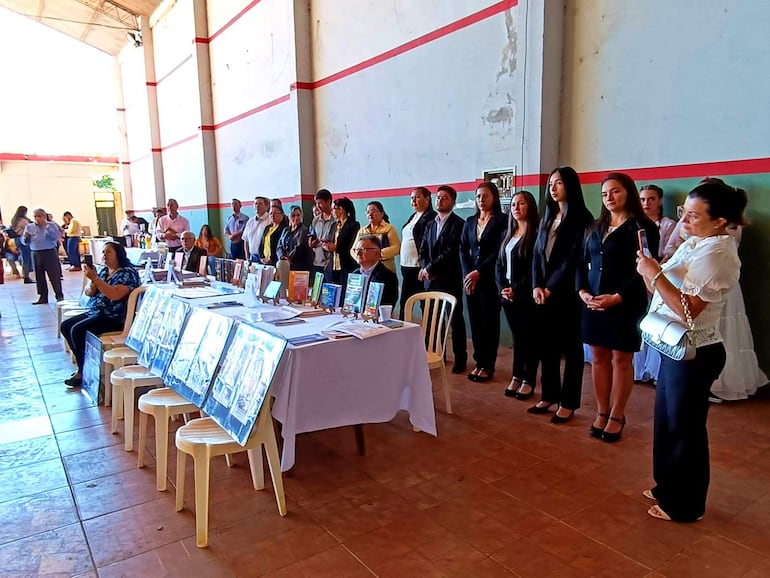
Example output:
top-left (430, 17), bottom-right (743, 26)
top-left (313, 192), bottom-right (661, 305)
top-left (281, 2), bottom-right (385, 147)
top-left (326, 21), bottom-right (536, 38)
top-left (561, 0), bottom-right (770, 170)
top-left (0, 161), bottom-right (118, 233)
top-left (311, 0), bottom-right (520, 192)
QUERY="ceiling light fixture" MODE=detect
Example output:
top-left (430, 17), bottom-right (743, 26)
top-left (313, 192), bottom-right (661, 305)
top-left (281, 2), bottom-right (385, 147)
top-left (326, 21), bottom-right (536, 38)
top-left (126, 31), bottom-right (142, 47)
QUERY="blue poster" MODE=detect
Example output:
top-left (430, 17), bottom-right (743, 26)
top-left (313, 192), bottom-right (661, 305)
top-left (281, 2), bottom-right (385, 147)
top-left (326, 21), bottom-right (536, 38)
top-left (82, 331), bottom-right (102, 405)
top-left (203, 323), bottom-right (287, 445)
top-left (165, 309), bottom-right (234, 407)
top-left (125, 287), bottom-right (169, 352)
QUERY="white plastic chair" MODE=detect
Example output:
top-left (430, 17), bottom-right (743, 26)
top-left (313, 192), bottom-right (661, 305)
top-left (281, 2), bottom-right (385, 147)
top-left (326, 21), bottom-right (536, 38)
top-left (138, 388), bottom-right (200, 491)
top-left (98, 287), bottom-right (146, 405)
top-left (110, 364), bottom-right (163, 450)
top-left (175, 399), bottom-right (287, 548)
top-left (403, 291), bottom-right (457, 415)
top-left (57, 275), bottom-right (90, 341)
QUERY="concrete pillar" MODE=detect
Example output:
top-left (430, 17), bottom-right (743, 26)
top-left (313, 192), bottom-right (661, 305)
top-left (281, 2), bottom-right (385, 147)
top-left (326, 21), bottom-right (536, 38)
top-left (141, 21), bottom-right (166, 210)
top-left (192, 0), bottom-right (221, 232)
top-left (113, 56), bottom-right (133, 209)
top-left (290, 0), bottom-right (317, 219)
top-left (516, 0), bottom-right (565, 191)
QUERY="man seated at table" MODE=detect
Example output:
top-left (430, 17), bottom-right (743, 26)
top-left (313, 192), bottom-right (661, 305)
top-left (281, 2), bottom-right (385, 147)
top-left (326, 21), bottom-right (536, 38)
top-left (180, 230), bottom-right (207, 273)
top-left (352, 234), bottom-right (398, 307)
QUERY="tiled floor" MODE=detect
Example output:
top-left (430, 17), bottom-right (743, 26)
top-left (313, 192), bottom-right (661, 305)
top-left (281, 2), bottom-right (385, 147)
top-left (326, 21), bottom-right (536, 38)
top-left (2, 272), bottom-right (770, 577)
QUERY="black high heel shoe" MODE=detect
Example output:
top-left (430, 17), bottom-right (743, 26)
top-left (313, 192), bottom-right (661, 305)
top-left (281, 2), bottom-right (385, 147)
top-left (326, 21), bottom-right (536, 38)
top-left (514, 381), bottom-right (534, 400)
top-left (601, 416), bottom-right (626, 443)
top-left (550, 407), bottom-right (575, 424)
top-left (526, 401), bottom-right (556, 414)
top-left (589, 412), bottom-right (609, 438)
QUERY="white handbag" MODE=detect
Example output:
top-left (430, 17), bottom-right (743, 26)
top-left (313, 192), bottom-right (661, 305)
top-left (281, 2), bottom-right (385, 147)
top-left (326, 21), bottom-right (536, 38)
top-left (640, 292), bottom-right (696, 361)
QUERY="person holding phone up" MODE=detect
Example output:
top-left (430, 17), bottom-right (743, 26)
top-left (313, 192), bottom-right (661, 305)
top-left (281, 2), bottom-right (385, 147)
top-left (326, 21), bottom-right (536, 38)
top-left (60, 241), bottom-right (141, 389)
top-left (577, 173), bottom-right (659, 442)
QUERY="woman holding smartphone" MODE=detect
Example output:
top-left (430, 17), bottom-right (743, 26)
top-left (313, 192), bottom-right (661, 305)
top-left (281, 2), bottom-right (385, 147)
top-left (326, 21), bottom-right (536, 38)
top-left (578, 173), bottom-right (658, 441)
top-left (61, 241), bottom-right (141, 388)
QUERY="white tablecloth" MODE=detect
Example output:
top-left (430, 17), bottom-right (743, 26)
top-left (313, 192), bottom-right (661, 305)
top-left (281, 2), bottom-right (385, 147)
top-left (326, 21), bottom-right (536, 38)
top-left (157, 287), bottom-right (437, 470)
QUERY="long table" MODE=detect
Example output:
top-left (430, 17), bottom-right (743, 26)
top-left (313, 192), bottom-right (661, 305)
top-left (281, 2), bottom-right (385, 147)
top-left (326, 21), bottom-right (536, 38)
top-left (164, 289), bottom-right (437, 471)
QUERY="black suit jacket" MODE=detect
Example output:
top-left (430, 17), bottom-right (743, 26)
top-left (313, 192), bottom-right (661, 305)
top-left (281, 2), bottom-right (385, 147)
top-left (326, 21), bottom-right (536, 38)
top-left (184, 246), bottom-right (207, 273)
top-left (419, 212), bottom-right (464, 293)
top-left (354, 261), bottom-right (399, 308)
top-left (577, 217), bottom-right (659, 314)
top-left (402, 208), bottom-right (437, 266)
top-left (326, 219), bottom-right (361, 275)
top-left (257, 221), bottom-right (288, 266)
top-left (460, 213), bottom-right (507, 290)
top-left (495, 236), bottom-right (535, 303)
top-left (532, 208), bottom-right (593, 298)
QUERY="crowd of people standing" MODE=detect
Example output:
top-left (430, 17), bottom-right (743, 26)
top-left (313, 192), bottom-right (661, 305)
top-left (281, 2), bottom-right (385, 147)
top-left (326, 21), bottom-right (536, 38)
top-left (2, 173), bottom-right (759, 524)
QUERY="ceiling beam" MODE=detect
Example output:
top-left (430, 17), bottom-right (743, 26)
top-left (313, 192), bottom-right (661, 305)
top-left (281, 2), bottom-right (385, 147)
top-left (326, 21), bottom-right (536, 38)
top-left (72, 0), bottom-right (139, 30)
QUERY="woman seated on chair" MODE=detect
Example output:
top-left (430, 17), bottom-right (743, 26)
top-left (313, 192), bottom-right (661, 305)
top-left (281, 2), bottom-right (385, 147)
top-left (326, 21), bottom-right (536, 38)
top-left (61, 241), bottom-right (141, 389)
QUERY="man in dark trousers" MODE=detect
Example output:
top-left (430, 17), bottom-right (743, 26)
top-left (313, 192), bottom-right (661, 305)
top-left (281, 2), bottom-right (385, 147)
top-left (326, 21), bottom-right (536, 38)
top-left (418, 185), bottom-right (467, 373)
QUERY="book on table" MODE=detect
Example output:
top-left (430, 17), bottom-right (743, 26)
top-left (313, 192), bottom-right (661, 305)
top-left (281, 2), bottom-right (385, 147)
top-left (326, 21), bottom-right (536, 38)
top-left (363, 281), bottom-right (384, 318)
top-left (288, 270), bottom-right (310, 303)
top-left (343, 273), bottom-right (365, 313)
top-left (310, 271), bottom-right (324, 304)
top-left (320, 283), bottom-right (342, 309)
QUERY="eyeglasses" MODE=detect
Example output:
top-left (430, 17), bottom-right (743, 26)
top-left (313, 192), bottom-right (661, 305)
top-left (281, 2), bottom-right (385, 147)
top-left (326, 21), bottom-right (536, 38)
top-left (354, 247), bottom-right (378, 254)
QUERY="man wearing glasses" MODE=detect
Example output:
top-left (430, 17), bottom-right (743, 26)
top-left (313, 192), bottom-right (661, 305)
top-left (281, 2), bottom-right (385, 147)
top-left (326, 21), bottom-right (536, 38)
top-left (352, 234), bottom-right (399, 307)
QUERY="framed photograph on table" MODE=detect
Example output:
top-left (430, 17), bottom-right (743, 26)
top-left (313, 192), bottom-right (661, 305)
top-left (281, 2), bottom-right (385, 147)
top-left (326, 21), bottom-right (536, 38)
top-left (203, 323), bottom-right (287, 445)
top-left (165, 309), bottom-right (235, 407)
top-left (137, 298), bottom-right (190, 377)
top-left (125, 287), bottom-right (169, 352)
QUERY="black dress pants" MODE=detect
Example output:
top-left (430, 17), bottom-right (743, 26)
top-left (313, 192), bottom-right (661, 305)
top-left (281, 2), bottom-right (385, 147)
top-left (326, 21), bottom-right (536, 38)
top-left (61, 312), bottom-right (124, 373)
top-left (502, 299), bottom-right (538, 383)
top-left (465, 281), bottom-right (500, 371)
top-left (399, 266), bottom-right (421, 318)
top-left (536, 295), bottom-right (584, 409)
top-left (653, 343), bottom-right (726, 521)
top-left (32, 248), bottom-right (63, 301)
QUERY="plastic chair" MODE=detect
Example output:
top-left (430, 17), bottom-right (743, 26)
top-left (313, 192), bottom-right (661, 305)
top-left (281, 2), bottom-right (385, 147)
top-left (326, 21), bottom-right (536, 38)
top-left (57, 274), bottom-right (89, 340)
top-left (99, 287), bottom-right (146, 406)
top-left (403, 291), bottom-right (457, 414)
top-left (110, 364), bottom-right (163, 451)
top-left (138, 388), bottom-right (200, 491)
top-left (103, 346), bottom-right (138, 411)
top-left (175, 399), bottom-right (287, 548)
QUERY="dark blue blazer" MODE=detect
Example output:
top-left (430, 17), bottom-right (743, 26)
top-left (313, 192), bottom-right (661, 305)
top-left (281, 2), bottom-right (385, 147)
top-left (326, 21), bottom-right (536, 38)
top-left (419, 212), bottom-right (464, 292)
top-left (460, 213), bottom-right (507, 289)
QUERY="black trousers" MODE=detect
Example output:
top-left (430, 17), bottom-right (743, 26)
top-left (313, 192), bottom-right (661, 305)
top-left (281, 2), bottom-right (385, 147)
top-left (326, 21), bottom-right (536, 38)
top-left (502, 299), bottom-right (538, 383)
top-left (653, 342), bottom-right (726, 521)
top-left (32, 248), bottom-right (63, 301)
top-left (229, 241), bottom-right (245, 260)
top-left (465, 281), bottom-right (501, 371)
top-left (536, 295), bottom-right (584, 409)
top-left (399, 266), bottom-right (421, 318)
top-left (61, 312), bottom-right (124, 373)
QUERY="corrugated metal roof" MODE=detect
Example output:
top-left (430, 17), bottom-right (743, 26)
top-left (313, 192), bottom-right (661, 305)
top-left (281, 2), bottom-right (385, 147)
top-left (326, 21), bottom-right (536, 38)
top-left (0, 0), bottom-right (162, 54)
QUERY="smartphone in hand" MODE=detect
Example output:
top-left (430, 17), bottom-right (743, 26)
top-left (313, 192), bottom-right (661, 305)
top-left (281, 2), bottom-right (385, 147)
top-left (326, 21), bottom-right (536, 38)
top-left (83, 254), bottom-right (94, 267)
top-left (638, 229), bottom-right (652, 258)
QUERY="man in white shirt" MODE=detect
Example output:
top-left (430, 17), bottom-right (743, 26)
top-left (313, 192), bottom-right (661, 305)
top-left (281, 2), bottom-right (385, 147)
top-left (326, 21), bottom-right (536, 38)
top-left (156, 199), bottom-right (190, 253)
top-left (243, 196), bottom-right (270, 262)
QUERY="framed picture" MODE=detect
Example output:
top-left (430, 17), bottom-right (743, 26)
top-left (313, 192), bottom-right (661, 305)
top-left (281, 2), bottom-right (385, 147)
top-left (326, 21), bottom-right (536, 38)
top-left (203, 323), bottom-right (287, 445)
top-left (165, 309), bottom-right (234, 407)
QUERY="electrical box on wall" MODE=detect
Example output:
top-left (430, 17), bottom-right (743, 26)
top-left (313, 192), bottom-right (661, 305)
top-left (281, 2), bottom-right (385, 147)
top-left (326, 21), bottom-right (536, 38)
top-left (483, 167), bottom-right (516, 208)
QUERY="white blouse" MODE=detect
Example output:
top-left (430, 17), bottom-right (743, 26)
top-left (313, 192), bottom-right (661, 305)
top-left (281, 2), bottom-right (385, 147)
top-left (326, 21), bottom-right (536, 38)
top-left (400, 212), bottom-right (423, 268)
top-left (649, 235), bottom-right (740, 347)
